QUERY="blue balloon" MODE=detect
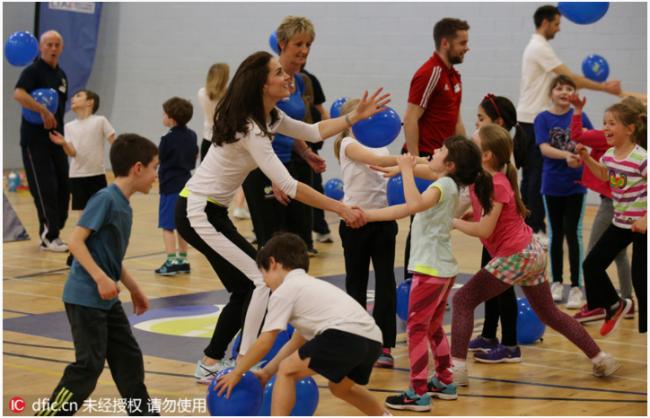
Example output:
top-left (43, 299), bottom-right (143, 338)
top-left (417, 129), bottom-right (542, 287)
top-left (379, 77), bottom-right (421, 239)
top-left (352, 107), bottom-right (402, 148)
top-left (230, 326), bottom-right (294, 364)
top-left (396, 280), bottom-right (411, 321)
top-left (516, 297), bottom-right (546, 345)
top-left (386, 175), bottom-right (433, 206)
top-left (582, 54), bottom-right (610, 82)
top-left (269, 31), bottom-right (280, 54)
top-left (207, 368), bottom-right (263, 416)
top-left (4, 31), bottom-right (38, 66)
top-left (324, 178), bottom-right (344, 201)
top-left (558, 2), bottom-right (609, 25)
top-left (330, 97), bottom-right (348, 118)
top-left (22, 88), bottom-right (59, 125)
top-left (259, 375), bottom-right (319, 416)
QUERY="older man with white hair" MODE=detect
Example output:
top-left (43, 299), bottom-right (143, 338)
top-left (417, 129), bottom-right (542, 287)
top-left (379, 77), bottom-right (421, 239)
top-left (14, 30), bottom-right (70, 252)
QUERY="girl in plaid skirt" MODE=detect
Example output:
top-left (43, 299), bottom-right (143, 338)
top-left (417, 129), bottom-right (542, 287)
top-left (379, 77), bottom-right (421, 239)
top-left (449, 124), bottom-right (619, 387)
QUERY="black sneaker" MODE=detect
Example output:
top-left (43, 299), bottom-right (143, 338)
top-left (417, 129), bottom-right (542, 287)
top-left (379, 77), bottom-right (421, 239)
top-left (155, 259), bottom-right (181, 276)
top-left (385, 389), bottom-right (431, 412)
top-left (307, 247), bottom-right (318, 257)
top-left (176, 261), bottom-right (191, 274)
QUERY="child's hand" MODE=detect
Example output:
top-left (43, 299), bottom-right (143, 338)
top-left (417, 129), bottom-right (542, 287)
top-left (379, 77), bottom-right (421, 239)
top-left (397, 154), bottom-right (416, 171)
top-left (214, 369), bottom-right (242, 398)
top-left (566, 154), bottom-right (583, 168)
top-left (340, 205), bottom-right (367, 228)
top-left (370, 164), bottom-right (400, 178)
top-left (131, 290), bottom-right (149, 315)
top-left (302, 149), bottom-right (326, 173)
top-left (568, 94), bottom-right (586, 111)
top-left (631, 217), bottom-right (647, 234)
top-left (96, 275), bottom-right (119, 300)
top-left (574, 143), bottom-right (589, 159)
top-left (48, 130), bottom-right (65, 145)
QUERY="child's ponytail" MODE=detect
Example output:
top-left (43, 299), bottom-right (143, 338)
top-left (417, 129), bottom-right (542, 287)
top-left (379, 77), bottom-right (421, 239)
top-left (506, 161), bottom-right (530, 217)
top-left (473, 169), bottom-right (494, 215)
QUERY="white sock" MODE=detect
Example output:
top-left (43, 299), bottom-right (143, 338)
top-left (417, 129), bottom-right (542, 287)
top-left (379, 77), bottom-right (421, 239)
top-left (591, 351), bottom-right (607, 364)
top-left (452, 358), bottom-right (466, 368)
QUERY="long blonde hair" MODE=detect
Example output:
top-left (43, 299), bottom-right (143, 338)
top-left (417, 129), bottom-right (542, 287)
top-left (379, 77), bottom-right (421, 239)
top-left (205, 63), bottom-right (230, 101)
top-left (333, 99), bottom-right (360, 162)
top-left (478, 124), bottom-right (529, 218)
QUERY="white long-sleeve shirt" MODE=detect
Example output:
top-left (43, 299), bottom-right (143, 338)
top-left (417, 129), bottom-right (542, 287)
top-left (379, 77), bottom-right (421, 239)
top-left (185, 109), bottom-right (322, 206)
top-left (197, 87), bottom-right (218, 140)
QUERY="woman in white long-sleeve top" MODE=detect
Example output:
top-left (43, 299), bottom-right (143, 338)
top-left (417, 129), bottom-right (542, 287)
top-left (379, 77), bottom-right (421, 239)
top-left (175, 50), bottom-right (390, 383)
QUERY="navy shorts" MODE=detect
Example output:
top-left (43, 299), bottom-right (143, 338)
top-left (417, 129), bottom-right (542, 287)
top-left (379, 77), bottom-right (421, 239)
top-left (298, 329), bottom-right (381, 385)
top-left (159, 193), bottom-right (179, 230)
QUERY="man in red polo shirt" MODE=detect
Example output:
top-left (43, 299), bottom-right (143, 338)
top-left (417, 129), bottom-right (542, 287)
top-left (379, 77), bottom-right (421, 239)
top-left (404, 17), bottom-right (469, 157)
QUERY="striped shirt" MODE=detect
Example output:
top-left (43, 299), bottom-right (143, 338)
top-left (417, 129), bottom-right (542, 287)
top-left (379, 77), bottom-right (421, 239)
top-left (600, 145), bottom-right (647, 229)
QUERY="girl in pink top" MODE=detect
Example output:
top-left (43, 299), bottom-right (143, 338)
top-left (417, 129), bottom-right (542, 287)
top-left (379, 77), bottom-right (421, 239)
top-left (449, 124), bottom-right (619, 387)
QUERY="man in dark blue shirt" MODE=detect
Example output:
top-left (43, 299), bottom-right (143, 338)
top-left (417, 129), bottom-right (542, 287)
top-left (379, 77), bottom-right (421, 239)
top-left (14, 30), bottom-right (69, 252)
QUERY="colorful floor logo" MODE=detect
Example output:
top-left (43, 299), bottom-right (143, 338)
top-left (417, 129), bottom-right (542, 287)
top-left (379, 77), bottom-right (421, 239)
top-left (132, 304), bottom-right (224, 338)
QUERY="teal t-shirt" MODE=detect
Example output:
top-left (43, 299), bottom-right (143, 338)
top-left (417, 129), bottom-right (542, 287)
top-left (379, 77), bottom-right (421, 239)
top-left (63, 184), bottom-right (132, 310)
top-left (408, 176), bottom-right (459, 278)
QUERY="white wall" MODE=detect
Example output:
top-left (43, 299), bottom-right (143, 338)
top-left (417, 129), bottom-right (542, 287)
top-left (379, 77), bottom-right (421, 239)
top-left (4, 2), bottom-right (647, 204)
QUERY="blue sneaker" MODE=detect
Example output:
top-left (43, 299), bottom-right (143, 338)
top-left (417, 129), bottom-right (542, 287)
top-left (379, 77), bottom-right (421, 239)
top-left (385, 389), bottom-right (431, 412)
top-left (155, 259), bottom-right (180, 276)
top-left (468, 336), bottom-right (499, 352)
top-left (427, 377), bottom-right (458, 400)
top-left (474, 344), bottom-right (522, 364)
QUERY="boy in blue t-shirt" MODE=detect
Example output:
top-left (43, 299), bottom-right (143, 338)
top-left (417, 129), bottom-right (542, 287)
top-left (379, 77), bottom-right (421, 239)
top-left (534, 75), bottom-right (593, 309)
top-left (155, 97), bottom-right (198, 275)
top-left (37, 134), bottom-right (160, 416)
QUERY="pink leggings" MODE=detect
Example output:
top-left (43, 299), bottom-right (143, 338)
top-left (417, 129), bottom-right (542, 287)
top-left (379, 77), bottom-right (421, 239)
top-left (451, 269), bottom-right (601, 360)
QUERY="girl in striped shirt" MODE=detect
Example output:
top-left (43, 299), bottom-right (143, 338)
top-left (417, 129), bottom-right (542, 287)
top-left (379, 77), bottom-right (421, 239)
top-left (577, 102), bottom-right (647, 336)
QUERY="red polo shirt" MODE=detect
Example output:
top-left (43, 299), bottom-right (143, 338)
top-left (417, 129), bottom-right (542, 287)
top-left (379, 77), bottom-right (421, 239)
top-left (406, 52), bottom-right (462, 155)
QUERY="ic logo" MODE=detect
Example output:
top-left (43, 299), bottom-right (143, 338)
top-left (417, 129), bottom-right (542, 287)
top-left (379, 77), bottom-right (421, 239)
top-left (9, 397), bottom-right (25, 413)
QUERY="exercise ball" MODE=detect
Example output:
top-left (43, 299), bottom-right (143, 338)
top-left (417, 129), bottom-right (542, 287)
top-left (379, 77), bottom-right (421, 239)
top-left (324, 178), bottom-right (344, 201)
top-left (396, 280), bottom-right (411, 321)
top-left (558, 2), bottom-right (609, 25)
top-left (516, 297), bottom-right (546, 345)
top-left (330, 97), bottom-right (348, 118)
top-left (269, 31), bottom-right (280, 54)
top-left (386, 175), bottom-right (433, 206)
top-left (582, 54), bottom-right (609, 82)
top-left (259, 375), bottom-right (319, 416)
top-left (4, 31), bottom-right (38, 66)
top-left (352, 107), bottom-right (402, 148)
top-left (22, 88), bottom-right (59, 125)
top-left (207, 368), bottom-right (263, 416)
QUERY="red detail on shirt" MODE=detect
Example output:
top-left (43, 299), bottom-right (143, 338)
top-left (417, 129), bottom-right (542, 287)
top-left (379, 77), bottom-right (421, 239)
top-left (570, 114), bottom-right (612, 198)
top-left (406, 52), bottom-right (462, 155)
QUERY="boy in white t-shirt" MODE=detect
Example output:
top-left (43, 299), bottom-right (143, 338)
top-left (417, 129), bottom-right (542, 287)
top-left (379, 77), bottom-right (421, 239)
top-left (49, 89), bottom-right (115, 265)
top-left (214, 233), bottom-right (390, 416)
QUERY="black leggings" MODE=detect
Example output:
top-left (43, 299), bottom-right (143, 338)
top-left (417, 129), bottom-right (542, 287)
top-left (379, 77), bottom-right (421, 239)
top-left (544, 194), bottom-right (585, 287)
top-left (584, 223), bottom-right (646, 333)
top-left (479, 247), bottom-right (518, 346)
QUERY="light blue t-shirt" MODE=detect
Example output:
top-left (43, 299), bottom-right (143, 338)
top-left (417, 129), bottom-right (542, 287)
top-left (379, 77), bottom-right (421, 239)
top-left (408, 176), bottom-right (459, 278)
top-left (63, 184), bottom-right (132, 310)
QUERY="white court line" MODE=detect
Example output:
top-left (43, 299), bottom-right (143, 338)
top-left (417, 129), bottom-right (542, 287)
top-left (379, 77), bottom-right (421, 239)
top-left (523, 345), bottom-right (647, 365)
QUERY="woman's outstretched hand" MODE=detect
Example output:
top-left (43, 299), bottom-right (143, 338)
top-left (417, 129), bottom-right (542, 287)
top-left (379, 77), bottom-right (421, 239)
top-left (351, 88), bottom-right (391, 122)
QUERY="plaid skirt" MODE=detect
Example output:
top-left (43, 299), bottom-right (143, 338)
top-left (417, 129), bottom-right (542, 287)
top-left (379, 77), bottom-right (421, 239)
top-left (484, 236), bottom-right (547, 286)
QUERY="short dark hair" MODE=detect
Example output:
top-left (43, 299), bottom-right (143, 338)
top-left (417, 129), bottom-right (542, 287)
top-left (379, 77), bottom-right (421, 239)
top-left (256, 233), bottom-right (309, 272)
top-left (163, 97), bottom-right (193, 127)
top-left (110, 134), bottom-right (159, 177)
top-left (549, 74), bottom-right (576, 94)
top-left (534, 5), bottom-right (560, 28)
top-left (76, 89), bottom-right (100, 113)
top-left (433, 18), bottom-right (470, 50)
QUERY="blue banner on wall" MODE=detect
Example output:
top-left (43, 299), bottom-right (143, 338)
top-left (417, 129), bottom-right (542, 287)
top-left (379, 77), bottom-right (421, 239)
top-left (37, 2), bottom-right (102, 112)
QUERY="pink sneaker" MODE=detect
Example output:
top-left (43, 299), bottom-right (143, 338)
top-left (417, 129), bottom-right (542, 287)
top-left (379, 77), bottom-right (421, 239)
top-left (573, 304), bottom-right (606, 324)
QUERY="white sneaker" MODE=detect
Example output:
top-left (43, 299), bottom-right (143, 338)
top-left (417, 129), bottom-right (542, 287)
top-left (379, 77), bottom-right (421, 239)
top-left (551, 282), bottom-right (564, 302)
top-left (451, 364), bottom-right (468, 387)
top-left (534, 232), bottom-right (549, 249)
top-left (566, 287), bottom-right (583, 309)
top-left (232, 207), bottom-right (251, 220)
top-left (40, 237), bottom-right (69, 253)
top-left (194, 358), bottom-right (235, 384)
top-left (315, 232), bottom-right (333, 243)
top-left (593, 354), bottom-right (620, 377)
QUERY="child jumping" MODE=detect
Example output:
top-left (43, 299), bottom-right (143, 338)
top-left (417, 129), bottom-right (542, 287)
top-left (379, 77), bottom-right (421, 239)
top-left (450, 124), bottom-right (620, 387)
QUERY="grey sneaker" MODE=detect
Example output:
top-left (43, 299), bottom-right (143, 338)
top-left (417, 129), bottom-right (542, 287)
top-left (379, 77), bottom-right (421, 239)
top-left (593, 354), bottom-right (621, 377)
top-left (451, 364), bottom-right (468, 387)
top-left (194, 358), bottom-right (235, 384)
top-left (41, 237), bottom-right (69, 253)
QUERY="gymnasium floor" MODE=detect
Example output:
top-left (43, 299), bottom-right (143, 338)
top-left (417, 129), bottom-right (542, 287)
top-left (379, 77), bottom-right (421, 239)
top-left (2, 185), bottom-right (647, 416)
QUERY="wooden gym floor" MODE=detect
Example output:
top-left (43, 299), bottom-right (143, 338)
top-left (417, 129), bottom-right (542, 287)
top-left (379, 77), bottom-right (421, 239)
top-left (2, 182), bottom-right (647, 416)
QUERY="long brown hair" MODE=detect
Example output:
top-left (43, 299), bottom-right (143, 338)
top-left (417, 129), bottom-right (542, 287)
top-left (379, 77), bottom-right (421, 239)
top-left (478, 124), bottom-right (529, 217)
top-left (212, 51), bottom-right (279, 146)
top-left (444, 136), bottom-right (493, 214)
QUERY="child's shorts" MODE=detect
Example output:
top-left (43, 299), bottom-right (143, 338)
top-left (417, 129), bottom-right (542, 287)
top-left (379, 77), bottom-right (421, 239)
top-left (70, 175), bottom-right (107, 210)
top-left (159, 193), bottom-right (180, 230)
top-left (298, 329), bottom-right (381, 385)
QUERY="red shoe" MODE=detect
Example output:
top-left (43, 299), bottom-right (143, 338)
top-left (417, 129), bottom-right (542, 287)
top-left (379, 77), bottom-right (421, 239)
top-left (573, 304), bottom-right (606, 324)
top-left (625, 299), bottom-right (635, 319)
top-left (600, 299), bottom-right (632, 337)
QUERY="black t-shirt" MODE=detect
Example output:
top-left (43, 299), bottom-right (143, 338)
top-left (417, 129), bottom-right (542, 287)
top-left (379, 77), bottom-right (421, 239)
top-left (15, 58), bottom-right (68, 147)
top-left (302, 69), bottom-right (326, 152)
